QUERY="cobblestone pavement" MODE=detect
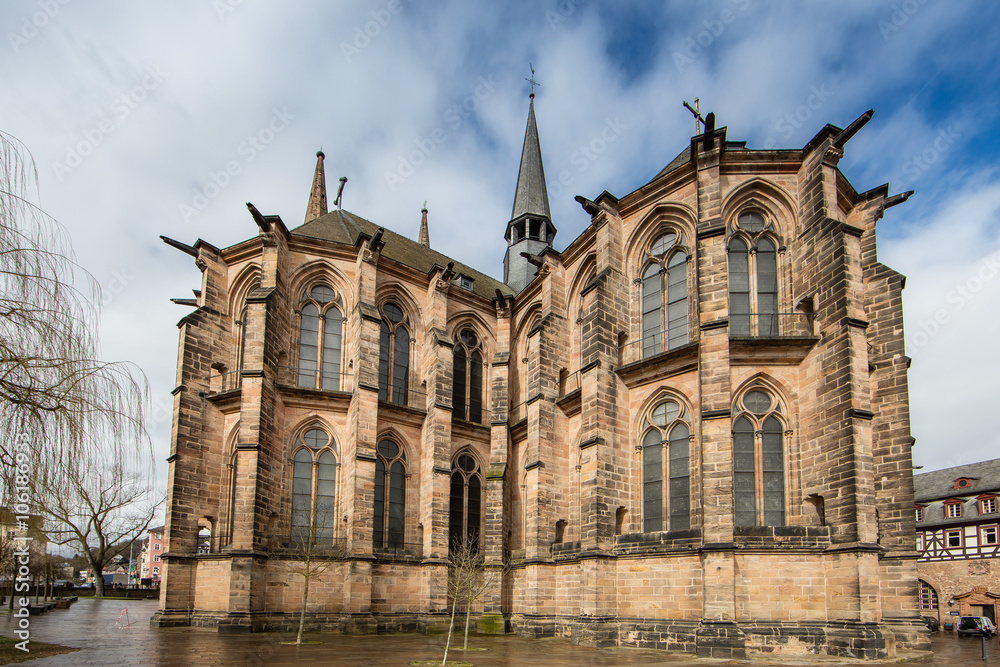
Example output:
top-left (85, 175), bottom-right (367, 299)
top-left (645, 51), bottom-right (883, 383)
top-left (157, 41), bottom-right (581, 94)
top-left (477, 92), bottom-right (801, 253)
top-left (1, 599), bottom-right (996, 666)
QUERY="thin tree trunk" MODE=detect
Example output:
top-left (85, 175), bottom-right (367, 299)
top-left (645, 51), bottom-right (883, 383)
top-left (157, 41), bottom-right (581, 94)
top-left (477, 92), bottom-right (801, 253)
top-left (463, 598), bottom-right (472, 651)
top-left (296, 549), bottom-right (311, 645)
top-left (442, 596), bottom-right (458, 666)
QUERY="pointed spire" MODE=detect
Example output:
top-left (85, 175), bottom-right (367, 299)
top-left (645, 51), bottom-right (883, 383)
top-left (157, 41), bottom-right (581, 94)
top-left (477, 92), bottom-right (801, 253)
top-left (305, 150), bottom-right (327, 222)
top-left (504, 92), bottom-right (556, 293)
top-left (418, 203), bottom-right (430, 248)
top-left (510, 96), bottom-right (551, 221)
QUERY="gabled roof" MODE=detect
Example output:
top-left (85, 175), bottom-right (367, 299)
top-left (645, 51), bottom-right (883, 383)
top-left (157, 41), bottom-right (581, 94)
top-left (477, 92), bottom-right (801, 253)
top-left (292, 209), bottom-right (513, 300)
top-left (913, 458), bottom-right (1000, 503)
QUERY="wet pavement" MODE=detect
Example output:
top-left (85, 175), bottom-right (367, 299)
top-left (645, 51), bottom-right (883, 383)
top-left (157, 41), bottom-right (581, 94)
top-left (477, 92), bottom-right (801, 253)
top-left (1, 599), bottom-right (997, 665)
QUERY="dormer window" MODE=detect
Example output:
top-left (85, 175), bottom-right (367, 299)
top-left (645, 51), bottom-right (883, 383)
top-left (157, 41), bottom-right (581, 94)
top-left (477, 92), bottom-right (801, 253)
top-left (915, 506), bottom-right (924, 522)
top-left (980, 496), bottom-right (997, 514)
top-left (459, 274), bottom-right (474, 291)
top-left (954, 477), bottom-right (976, 489)
top-left (945, 501), bottom-right (963, 518)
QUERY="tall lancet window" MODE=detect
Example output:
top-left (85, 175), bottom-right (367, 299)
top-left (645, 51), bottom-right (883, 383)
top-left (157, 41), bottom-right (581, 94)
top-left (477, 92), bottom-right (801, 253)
top-left (373, 439), bottom-right (406, 549)
top-left (728, 212), bottom-right (780, 337)
top-left (733, 388), bottom-right (786, 527)
top-left (641, 231), bottom-right (688, 358)
top-left (449, 451), bottom-right (483, 553)
top-left (378, 302), bottom-right (410, 405)
top-left (452, 328), bottom-right (484, 423)
top-left (641, 398), bottom-right (691, 532)
top-left (290, 427), bottom-right (337, 546)
top-left (297, 284), bottom-right (343, 390)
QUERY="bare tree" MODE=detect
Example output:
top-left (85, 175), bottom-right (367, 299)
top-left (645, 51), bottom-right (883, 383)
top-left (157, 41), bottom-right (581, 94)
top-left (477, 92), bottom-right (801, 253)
top-left (0, 131), bottom-right (151, 503)
top-left (441, 536), bottom-right (506, 664)
top-left (278, 504), bottom-right (345, 645)
top-left (36, 455), bottom-right (161, 598)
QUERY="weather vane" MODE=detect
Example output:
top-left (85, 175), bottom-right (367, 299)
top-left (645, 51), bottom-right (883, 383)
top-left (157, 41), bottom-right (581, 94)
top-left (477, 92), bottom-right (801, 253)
top-left (526, 64), bottom-right (540, 98)
top-left (683, 98), bottom-right (704, 134)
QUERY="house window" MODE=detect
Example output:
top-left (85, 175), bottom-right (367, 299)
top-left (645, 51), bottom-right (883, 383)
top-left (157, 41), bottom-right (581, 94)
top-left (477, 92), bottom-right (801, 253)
top-left (297, 285), bottom-right (343, 390)
top-left (152, 567), bottom-right (159, 576)
top-left (452, 329), bottom-right (484, 424)
top-left (980, 497), bottom-right (997, 514)
top-left (945, 502), bottom-right (963, 518)
top-left (733, 388), bottom-right (785, 527)
top-left (919, 580), bottom-right (939, 610)
top-left (641, 399), bottom-right (690, 532)
top-left (954, 477), bottom-right (975, 489)
top-left (153, 543), bottom-right (160, 551)
top-left (153, 555), bottom-right (160, 562)
top-left (916, 533), bottom-right (924, 551)
top-left (378, 303), bottom-right (410, 405)
top-left (449, 452), bottom-right (482, 552)
top-left (290, 428), bottom-right (337, 546)
top-left (373, 439), bottom-right (406, 549)
top-left (729, 212), bottom-right (779, 337)
top-left (641, 232), bottom-right (688, 357)
top-left (946, 529), bottom-right (962, 548)
top-left (915, 507), bottom-right (924, 522)
top-left (981, 525), bottom-right (999, 546)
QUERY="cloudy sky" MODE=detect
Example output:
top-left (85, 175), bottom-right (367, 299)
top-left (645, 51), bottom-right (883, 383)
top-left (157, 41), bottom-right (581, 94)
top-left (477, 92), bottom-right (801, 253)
top-left (2, 0), bottom-right (998, 488)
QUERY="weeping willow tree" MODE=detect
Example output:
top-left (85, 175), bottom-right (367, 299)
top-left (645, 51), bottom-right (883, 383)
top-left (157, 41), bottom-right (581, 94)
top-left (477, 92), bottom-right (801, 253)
top-left (0, 131), bottom-right (152, 551)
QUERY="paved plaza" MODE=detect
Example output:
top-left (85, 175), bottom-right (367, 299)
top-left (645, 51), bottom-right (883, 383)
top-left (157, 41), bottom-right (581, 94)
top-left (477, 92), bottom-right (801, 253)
top-left (1, 599), bottom-right (996, 665)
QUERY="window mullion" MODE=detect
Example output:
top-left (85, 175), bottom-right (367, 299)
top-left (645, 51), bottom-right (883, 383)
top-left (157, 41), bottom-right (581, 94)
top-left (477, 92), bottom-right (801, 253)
top-left (310, 458), bottom-right (319, 541)
top-left (660, 270), bottom-right (668, 354)
top-left (315, 305), bottom-right (325, 389)
top-left (748, 248), bottom-right (758, 336)
top-left (754, 426), bottom-right (764, 525)
top-left (387, 329), bottom-right (395, 398)
top-left (662, 432), bottom-right (669, 530)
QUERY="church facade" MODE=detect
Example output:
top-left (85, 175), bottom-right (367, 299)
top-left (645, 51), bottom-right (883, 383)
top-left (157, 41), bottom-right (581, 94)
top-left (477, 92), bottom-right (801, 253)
top-left (153, 96), bottom-right (929, 659)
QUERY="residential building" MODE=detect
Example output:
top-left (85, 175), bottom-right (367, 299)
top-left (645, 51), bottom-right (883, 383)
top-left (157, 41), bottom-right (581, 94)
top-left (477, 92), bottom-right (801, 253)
top-left (153, 97), bottom-right (927, 659)
top-left (914, 459), bottom-right (1000, 627)
top-left (138, 526), bottom-right (165, 586)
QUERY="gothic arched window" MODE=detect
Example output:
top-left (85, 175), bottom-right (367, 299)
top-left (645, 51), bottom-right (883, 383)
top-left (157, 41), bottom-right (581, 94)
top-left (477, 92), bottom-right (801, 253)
top-left (452, 329), bottom-right (483, 423)
top-left (449, 451), bottom-right (482, 552)
top-left (641, 231), bottom-right (688, 358)
top-left (374, 438), bottom-right (406, 549)
top-left (728, 212), bottom-right (779, 337)
top-left (378, 303), bottom-right (410, 405)
top-left (297, 284), bottom-right (344, 390)
top-left (641, 398), bottom-right (691, 532)
top-left (733, 388), bottom-right (785, 527)
top-left (290, 427), bottom-right (337, 546)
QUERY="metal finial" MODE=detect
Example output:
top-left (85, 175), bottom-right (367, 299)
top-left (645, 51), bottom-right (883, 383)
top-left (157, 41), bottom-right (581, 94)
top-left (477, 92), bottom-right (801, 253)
top-left (525, 63), bottom-right (540, 98)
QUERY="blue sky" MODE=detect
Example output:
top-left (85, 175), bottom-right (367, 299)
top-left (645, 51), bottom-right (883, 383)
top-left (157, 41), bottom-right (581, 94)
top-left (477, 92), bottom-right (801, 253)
top-left (1, 0), bottom-right (998, 486)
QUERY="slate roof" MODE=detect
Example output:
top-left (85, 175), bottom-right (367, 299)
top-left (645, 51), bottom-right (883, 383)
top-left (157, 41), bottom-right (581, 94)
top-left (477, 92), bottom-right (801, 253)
top-left (510, 97), bottom-right (551, 222)
top-left (913, 458), bottom-right (1000, 503)
top-left (292, 208), bottom-right (513, 300)
top-left (652, 140), bottom-right (749, 181)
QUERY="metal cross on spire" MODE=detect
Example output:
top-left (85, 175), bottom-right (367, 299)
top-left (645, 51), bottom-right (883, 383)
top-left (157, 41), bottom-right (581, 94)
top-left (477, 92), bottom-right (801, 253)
top-left (525, 64), bottom-right (540, 98)
top-left (683, 98), bottom-right (704, 134)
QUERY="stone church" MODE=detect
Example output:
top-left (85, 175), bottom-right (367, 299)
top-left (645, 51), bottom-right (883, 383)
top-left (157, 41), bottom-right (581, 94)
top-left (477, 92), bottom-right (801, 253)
top-left (153, 94), bottom-right (929, 659)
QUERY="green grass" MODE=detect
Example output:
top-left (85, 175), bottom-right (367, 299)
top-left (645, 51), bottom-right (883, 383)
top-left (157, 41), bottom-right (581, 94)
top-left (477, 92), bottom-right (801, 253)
top-left (0, 635), bottom-right (79, 665)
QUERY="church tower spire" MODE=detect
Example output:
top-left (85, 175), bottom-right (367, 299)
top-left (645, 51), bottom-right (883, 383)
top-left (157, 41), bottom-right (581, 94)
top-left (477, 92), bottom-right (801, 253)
top-left (304, 150), bottom-right (328, 222)
top-left (418, 203), bottom-right (430, 248)
top-left (504, 93), bottom-right (556, 293)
